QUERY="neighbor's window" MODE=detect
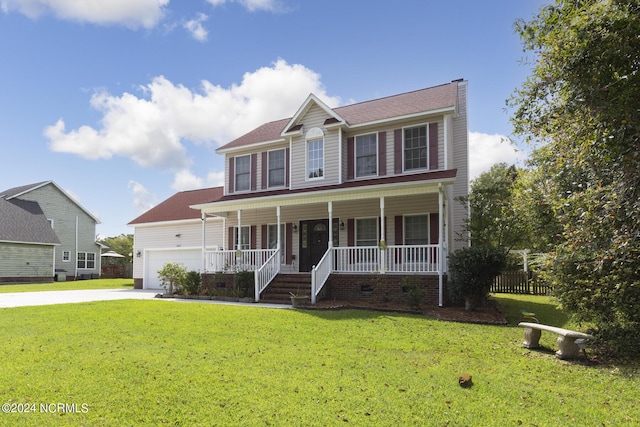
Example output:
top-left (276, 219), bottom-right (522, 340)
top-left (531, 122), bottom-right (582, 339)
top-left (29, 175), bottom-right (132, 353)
top-left (77, 252), bottom-right (96, 269)
top-left (62, 251), bottom-right (70, 262)
top-left (404, 214), bottom-right (429, 245)
top-left (404, 125), bottom-right (428, 171)
top-left (268, 149), bottom-right (285, 187)
top-left (234, 226), bottom-right (250, 250)
top-left (356, 218), bottom-right (378, 247)
top-left (355, 133), bottom-right (377, 177)
top-left (235, 155), bottom-right (251, 191)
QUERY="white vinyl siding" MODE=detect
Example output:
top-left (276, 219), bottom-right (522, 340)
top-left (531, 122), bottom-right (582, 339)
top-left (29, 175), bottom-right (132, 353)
top-left (131, 219), bottom-right (225, 281)
top-left (290, 104), bottom-right (340, 189)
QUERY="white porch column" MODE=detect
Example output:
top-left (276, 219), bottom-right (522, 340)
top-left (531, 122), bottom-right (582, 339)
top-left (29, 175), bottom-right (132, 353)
top-left (379, 196), bottom-right (386, 273)
top-left (328, 201), bottom-right (333, 248)
top-left (236, 210), bottom-right (242, 250)
top-left (201, 212), bottom-right (206, 272)
top-left (438, 184), bottom-right (445, 307)
top-left (276, 206), bottom-right (281, 251)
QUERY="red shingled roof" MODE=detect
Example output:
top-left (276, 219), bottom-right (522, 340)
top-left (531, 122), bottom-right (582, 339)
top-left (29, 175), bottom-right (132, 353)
top-left (217, 81), bottom-right (459, 152)
top-left (128, 187), bottom-right (223, 225)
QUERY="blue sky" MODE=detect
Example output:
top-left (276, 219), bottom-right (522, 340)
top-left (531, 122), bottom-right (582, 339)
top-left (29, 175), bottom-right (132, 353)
top-left (0, 0), bottom-right (545, 238)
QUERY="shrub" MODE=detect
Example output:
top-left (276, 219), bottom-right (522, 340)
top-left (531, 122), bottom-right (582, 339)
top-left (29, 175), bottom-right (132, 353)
top-left (402, 276), bottom-right (423, 310)
top-left (157, 262), bottom-right (188, 295)
top-left (234, 270), bottom-right (254, 298)
top-left (182, 271), bottom-right (202, 296)
top-left (448, 246), bottom-right (507, 310)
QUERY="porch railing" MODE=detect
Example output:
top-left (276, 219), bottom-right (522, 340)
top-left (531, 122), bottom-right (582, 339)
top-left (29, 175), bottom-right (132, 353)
top-left (333, 245), bottom-right (441, 273)
top-left (311, 248), bottom-right (334, 304)
top-left (255, 249), bottom-right (281, 301)
top-left (205, 249), bottom-right (276, 273)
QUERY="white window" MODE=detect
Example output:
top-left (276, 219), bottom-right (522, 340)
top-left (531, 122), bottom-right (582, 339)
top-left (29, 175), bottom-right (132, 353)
top-left (235, 155), bottom-right (251, 192)
top-left (268, 149), bottom-right (285, 187)
top-left (306, 127), bottom-right (324, 179)
top-left (267, 224), bottom-right (286, 263)
top-left (356, 218), bottom-right (378, 247)
top-left (307, 140), bottom-right (324, 179)
top-left (62, 251), bottom-right (70, 262)
top-left (234, 226), bottom-right (250, 250)
top-left (404, 214), bottom-right (429, 245)
top-left (355, 133), bottom-right (377, 177)
top-left (77, 252), bottom-right (96, 269)
top-left (404, 125), bottom-right (428, 171)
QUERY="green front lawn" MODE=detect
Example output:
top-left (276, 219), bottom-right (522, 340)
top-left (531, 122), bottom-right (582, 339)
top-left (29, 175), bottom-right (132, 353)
top-left (0, 278), bottom-right (133, 293)
top-left (0, 296), bottom-right (637, 426)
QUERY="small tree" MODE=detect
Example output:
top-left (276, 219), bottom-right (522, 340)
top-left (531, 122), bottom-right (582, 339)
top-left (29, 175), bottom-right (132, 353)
top-left (157, 262), bottom-right (187, 295)
top-left (448, 246), bottom-right (507, 311)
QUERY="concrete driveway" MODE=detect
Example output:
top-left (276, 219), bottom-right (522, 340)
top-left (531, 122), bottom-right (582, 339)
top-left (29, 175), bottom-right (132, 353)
top-left (0, 289), bottom-right (158, 308)
top-left (0, 289), bottom-right (289, 309)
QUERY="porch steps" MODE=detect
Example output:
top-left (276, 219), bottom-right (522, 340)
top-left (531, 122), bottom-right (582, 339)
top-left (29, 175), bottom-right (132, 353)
top-left (260, 274), bottom-right (312, 304)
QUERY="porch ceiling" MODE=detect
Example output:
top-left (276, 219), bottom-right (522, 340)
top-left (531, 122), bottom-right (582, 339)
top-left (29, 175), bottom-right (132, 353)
top-left (192, 170), bottom-right (456, 215)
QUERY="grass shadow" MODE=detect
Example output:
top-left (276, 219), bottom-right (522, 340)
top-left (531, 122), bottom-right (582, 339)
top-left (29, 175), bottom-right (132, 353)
top-left (492, 293), bottom-right (570, 327)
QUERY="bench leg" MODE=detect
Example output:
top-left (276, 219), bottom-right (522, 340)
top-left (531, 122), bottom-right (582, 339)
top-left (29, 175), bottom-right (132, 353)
top-left (522, 327), bottom-right (541, 349)
top-left (555, 336), bottom-right (580, 359)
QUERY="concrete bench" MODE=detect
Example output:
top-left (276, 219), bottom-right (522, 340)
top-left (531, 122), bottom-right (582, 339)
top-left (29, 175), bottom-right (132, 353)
top-left (518, 322), bottom-right (595, 360)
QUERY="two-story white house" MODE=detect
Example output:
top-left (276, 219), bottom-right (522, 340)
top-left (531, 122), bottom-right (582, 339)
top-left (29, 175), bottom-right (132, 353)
top-left (190, 80), bottom-right (469, 306)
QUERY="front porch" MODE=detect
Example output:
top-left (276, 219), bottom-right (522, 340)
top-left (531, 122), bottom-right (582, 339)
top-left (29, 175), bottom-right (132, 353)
top-left (203, 244), bottom-right (447, 305)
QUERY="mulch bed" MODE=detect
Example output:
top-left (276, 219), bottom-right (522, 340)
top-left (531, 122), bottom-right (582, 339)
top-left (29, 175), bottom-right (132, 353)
top-left (306, 299), bottom-right (508, 325)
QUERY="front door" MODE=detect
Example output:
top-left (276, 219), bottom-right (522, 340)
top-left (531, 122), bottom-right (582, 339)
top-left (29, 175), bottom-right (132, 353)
top-left (299, 219), bottom-right (329, 272)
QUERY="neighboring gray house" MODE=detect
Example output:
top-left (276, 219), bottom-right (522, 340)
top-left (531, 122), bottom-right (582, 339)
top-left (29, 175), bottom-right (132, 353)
top-left (0, 181), bottom-right (101, 282)
top-left (0, 197), bottom-right (60, 283)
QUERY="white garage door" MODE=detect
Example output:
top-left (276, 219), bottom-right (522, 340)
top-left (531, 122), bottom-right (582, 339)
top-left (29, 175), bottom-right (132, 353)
top-left (144, 249), bottom-right (202, 290)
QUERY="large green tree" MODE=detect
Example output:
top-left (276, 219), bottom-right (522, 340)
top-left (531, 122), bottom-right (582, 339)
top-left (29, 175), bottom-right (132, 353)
top-left (509, 0), bottom-right (640, 354)
top-left (462, 163), bottom-right (526, 250)
top-left (99, 234), bottom-right (134, 263)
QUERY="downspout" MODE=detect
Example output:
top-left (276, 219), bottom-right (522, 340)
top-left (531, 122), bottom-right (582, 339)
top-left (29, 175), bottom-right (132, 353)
top-left (338, 128), bottom-right (343, 184)
top-left (438, 184), bottom-right (444, 307)
top-left (201, 212), bottom-right (206, 272)
top-left (74, 216), bottom-right (78, 279)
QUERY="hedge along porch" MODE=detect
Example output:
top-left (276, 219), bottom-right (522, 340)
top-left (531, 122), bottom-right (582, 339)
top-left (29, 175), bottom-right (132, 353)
top-left (192, 172), bottom-right (453, 306)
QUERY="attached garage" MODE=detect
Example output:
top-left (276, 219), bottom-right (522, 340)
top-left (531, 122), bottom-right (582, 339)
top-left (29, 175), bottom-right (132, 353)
top-left (144, 248), bottom-right (202, 290)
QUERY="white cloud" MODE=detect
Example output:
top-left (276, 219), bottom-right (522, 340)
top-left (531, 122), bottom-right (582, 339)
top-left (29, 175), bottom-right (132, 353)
top-left (183, 13), bottom-right (208, 42)
top-left (206, 0), bottom-right (281, 12)
top-left (128, 180), bottom-right (156, 213)
top-left (468, 131), bottom-right (528, 180)
top-left (171, 170), bottom-right (203, 191)
top-left (46, 59), bottom-right (340, 174)
top-left (206, 171), bottom-right (225, 187)
top-left (0, 0), bottom-right (169, 28)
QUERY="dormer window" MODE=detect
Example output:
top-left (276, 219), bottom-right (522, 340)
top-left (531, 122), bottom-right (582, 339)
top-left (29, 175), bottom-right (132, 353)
top-left (235, 155), bottom-right (251, 192)
top-left (306, 127), bottom-right (324, 179)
